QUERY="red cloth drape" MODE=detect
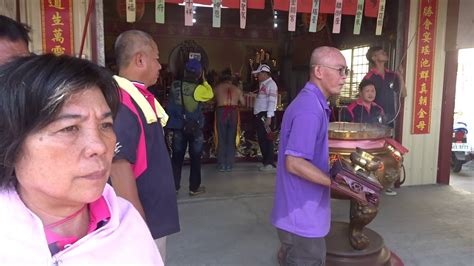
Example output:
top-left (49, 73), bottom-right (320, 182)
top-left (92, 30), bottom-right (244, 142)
top-left (163, 0), bottom-right (264, 9)
top-left (364, 0), bottom-right (380, 18)
top-left (222, 0), bottom-right (265, 9)
top-left (158, 0), bottom-right (379, 16)
top-left (164, 0), bottom-right (182, 3)
top-left (273, 0), bottom-right (379, 17)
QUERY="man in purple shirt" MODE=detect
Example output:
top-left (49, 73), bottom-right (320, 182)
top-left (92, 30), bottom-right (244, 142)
top-left (271, 46), bottom-right (348, 265)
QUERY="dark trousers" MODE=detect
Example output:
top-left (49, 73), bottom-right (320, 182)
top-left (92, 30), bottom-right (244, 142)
top-left (255, 111), bottom-right (274, 166)
top-left (216, 107), bottom-right (238, 168)
top-left (277, 228), bottom-right (326, 266)
top-left (171, 129), bottom-right (203, 192)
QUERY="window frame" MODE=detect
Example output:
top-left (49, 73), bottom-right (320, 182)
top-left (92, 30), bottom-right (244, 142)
top-left (339, 45), bottom-right (370, 104)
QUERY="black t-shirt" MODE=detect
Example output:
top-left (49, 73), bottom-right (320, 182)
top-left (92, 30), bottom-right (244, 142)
top-left (341, 100), bottom-right (385, 124)
top-left (113, 90), bottom-right (180, 239)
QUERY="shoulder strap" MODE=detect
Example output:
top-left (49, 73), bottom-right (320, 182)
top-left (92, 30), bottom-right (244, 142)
top-left (113, 75), bottom-right (169, 127)
top-left (179, 81), bottom-right (187, 120)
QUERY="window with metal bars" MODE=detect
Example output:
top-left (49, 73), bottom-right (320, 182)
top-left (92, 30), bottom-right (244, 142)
top-left (339, 46), bottom-right (370, 103)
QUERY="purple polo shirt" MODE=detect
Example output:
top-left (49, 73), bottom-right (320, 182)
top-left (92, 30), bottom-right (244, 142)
top-left (271, 82), bottom-right (331, 238)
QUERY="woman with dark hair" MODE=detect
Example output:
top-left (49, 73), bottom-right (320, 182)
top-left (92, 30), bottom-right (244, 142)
top-left (0, 54), bottom-right (163, 264)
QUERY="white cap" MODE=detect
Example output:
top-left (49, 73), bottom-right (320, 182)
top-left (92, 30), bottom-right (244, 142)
top-left (252, 64), bottom-right (271, 74)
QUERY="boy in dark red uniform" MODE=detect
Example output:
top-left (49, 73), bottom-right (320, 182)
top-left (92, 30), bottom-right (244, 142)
top-left (341, 79), bottom-right (385, 124)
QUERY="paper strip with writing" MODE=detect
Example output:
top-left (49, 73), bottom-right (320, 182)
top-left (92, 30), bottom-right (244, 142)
top-left (240, 0), bottom-right (247, 29)
top-left (184, 0), bottom-right (193, 26)
top-left (375, 0), bottom-right (386, 35)
top-left (213, 0), bottom-right (222, 28)
top-left (332, 0), bottom-right (343, 33)
top-left (353, 0), bottom-right (364, 34)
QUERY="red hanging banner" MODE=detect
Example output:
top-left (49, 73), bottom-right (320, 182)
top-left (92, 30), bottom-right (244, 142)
top-left (274, 0), bottom-right (357, 15)
top-left (41, 0), bottom-right (74, 56)
top-left (222, 0), bottom-right (264, 9)
top-left (364, 0), bottom-right (379, 17)
top-left (319, 0), bottom-right (357, 14)
top-left (162, 0), bottom-right (264, 9)
top-left (163, 0), bottom-right (213, 3)
top-left (412, 0), bottom-right (437, 134)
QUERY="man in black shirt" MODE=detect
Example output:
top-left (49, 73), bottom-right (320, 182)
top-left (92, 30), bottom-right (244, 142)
top-left (363, 46), bottom-right (406, 196)
top-left (363, 46), bottom-right (406, 128)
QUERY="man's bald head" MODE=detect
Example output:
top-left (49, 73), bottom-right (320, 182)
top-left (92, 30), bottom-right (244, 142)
top-left (114, 30), bottom-right (162, 87)
top-left (114, 30), bottom-right (155, 70)
top-left (309, 46), bottom-right (342, 68)
top-left (308, 46), bottom-right (348, 98)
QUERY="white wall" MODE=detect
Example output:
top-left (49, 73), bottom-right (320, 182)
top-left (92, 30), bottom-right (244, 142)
top-left (455, 48), bottom-right (474, 150)
top-left (457, 0), bottom-right (474, 49)
top-left (401, 0), bottom-right (448, 185)
top-left (0, 0), bottom-right (16, 18)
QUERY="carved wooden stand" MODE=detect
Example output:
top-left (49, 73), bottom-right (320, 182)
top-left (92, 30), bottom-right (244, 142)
top-left (327, 122), bottom-right (407, 266)
top-left (326, 221), bottom-right (391, 266)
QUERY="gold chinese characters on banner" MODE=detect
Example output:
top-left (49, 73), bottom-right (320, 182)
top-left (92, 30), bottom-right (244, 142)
top-left (412, 0), bottom-right (437, 134)
top-left (41, 0), bottom-right (74, 56)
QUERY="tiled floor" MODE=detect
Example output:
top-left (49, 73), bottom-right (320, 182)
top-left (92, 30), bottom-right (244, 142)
top-left (450, 160), bottom-right (474, 193)
top-left (167, 162), bottom-right (474, 266)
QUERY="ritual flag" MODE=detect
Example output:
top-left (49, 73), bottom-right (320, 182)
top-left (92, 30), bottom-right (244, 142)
top-left (332, 0), bottom-right (343, 33)
top-left (288, 0), bottom-right (298, 31)
top-left (309, 0), bottom-right (321, 33)
top-left (212, 0), bottom-right (222, 28)
top-left (126, 0), bottom-right (136, 22)
top-left (375, 0), bottom-right (385, 35)
top-left (353, 0), bottom-right (364, 34)
top-left (240, 0), bottom-right (247, 29)
top-left (184, 0), bottom-right (193, 26)
top-left (156, 0), bottom-right (165, 23)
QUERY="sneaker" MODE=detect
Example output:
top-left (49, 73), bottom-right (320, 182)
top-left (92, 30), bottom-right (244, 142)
top-left (189, 186), bottom-right (206, 196)
top-left (259, 164), bottom-right (276, 171)
top-left (384, 188), bottom-right (397, 196)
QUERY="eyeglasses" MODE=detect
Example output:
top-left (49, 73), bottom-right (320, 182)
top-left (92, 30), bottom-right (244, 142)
top-left (315, 65), bottom-right (350, 76)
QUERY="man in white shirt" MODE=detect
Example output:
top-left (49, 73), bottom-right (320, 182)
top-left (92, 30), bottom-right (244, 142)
top-left (252, 64), bottom-right (278, 171)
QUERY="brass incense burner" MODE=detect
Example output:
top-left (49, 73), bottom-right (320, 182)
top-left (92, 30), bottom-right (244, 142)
top-left (328, 122), bottom-right (393, 140)
top-left (328, 122), bottom-right (408, 251)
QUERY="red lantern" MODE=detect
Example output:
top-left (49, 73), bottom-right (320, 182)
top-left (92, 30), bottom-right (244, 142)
top-left (116, 0), bottom-right (146, 22)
